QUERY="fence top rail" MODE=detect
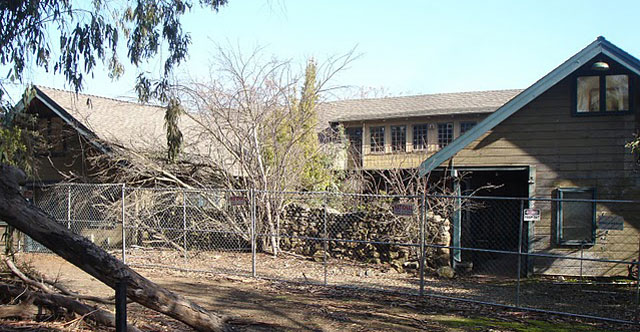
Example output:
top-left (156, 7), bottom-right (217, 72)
top-left (255, 189), bottom-right (420, 199)
top-left (126, 187), bottom-right (249, 194)
top-left (32, 183), bottom-right (250, 194)
top-left (33, 182), bottom-right (125, 188)
top-left (27, 183), bottom-right (640, 204)
top-left (427, 193), bottom-right (640, 204)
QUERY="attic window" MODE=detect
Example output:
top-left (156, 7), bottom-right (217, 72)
top-left (576, 74), bottom-right (630, 114)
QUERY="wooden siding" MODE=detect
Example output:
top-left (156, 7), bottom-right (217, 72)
top-left (29, 99), bottom-right (91, 182)
top-left (342, 114), bottom-right (486, 170)
top-left (452, 77), bottom-right (640, 276)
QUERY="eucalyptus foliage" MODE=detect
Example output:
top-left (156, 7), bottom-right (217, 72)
top-left (0, 87), bottom-right (40, 175)
top-left (1, 0), bottom-right (228, 161)
top-left (165, 97), bottom-right (184, 161)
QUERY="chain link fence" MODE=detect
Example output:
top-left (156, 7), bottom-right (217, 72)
top-left (24, 183), bottom-right (123, 253)
top-left (19, 183), bottom-right (640, 324)
top-left (122, 187), bottom-right (252, 276)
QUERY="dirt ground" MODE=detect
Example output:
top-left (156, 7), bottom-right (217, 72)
top-left (123, 248), bottom-right (640, 322)
top-left (2, 253), bottom-right (638, 332)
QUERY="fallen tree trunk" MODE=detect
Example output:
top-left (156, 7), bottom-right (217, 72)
top-left (0, 165), bottom-right (229, 332)
top-left (0, 294), bottom-right (38, 320)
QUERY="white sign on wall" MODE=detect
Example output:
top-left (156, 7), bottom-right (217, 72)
top-left (598, 215), bottom-right (624, 230)
top-left (523, 209), bottom-right (540, 222)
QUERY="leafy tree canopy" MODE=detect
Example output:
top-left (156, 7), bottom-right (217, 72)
top-left (1, 0), bottom-right (227, 102)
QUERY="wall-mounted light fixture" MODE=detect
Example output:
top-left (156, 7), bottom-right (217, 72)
top-left (591, 61), bottom-right (610, 71)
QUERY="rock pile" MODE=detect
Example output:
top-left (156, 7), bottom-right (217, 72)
top-left (277, 203), bottom-right (450, 272)
top-left (425, 212), bottom-right (451, 267)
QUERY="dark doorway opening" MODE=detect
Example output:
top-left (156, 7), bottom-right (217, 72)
top-left (459, 168), bottom-right (529, 277)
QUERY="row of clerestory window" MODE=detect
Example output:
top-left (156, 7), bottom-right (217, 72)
top-left (367, 121), bottom-right (476, 154)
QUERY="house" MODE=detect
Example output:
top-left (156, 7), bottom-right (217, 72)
top-left (17, 86), bottom-right (157, 182)
top-left (18, 36), bottom-right (640, 277)
top-left (324, 89), bottom-right (521, 170)
top-left (27, 86), bottom-right (520, 184)
top-left (417, 36), bottom-right (640, 277)
top-left (13, 86), bottom-right (241, 249)
top-left (17, 86), bottom-right (234, 184)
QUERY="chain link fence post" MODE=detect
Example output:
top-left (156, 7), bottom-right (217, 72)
top-left (182, 189), bottom-right (187, 268)
top-left (121, 184), bottom-right (126, 264)
top-left (251, 188), bottom-right (257, 278)
top-left (276, 192), bottom-right (280, 257)
top-left (66, 185), bottom-right (71, 230)
top-left (419, 194), bottom-right (426, 296)
top-left (451, 170), bottom-right (461, 268)
top-left (580, 243), bottom-right (584, 284)
top-left (115, 277), bottom-right (128, 332)
top-left (516, 199), bottom-right (524, 307)
top-left (323, 193), bottom-right (329, 286)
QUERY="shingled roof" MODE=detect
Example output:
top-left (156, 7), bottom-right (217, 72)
top-left (32, 86), bottom-right (524, 158)
top-left (34, 86), bottom-right (170, 151)
top-left (321, 89), bottom-right (523, 123)
top-left (31, 86), bottom-right (232, 167)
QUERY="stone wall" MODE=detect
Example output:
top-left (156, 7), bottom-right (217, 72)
top-left (278, 203), bottom-right (451, 272)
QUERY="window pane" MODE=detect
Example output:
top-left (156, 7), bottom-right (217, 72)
top-left (390, 125), bottom-right (406, 152)
top-left (370, 126), bottom-right (385, 153)
top-left (560, 190), bottom-right (594, 243)
top-left (577, 76), bottom-right (600, 113)
top-left (413, 124), bottom-right (428, 150)
top-left (346, 127), bottom-right (363, 157)
top-left (460, 121), bottom-right (476, 135)
top-left (606, 75), bottom-right (629, 111)
top-left (437, 123), bottom-right (453, 149)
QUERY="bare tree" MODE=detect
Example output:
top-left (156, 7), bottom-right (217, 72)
top-left (70, 46), bottom-right (355, 255)
top-left (167, 46), bottom-right (355, 254)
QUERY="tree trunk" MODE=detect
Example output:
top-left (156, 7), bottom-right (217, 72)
top-left (0, 165), bottom-right (229, 332)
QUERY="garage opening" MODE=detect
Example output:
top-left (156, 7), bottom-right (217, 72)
top-left (458, 168), bottom-right (530, 277)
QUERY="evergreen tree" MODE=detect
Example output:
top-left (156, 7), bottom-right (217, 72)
top-left (297, 59), bottom-right (332, 190)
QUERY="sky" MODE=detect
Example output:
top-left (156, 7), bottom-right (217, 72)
top-left (5, 0), bottom-right (640, 102)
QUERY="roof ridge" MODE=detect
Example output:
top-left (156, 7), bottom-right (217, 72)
top-left (327, 88), bottom-right (524, 104)
top-left (35, 85), bottom-right (164, 110)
